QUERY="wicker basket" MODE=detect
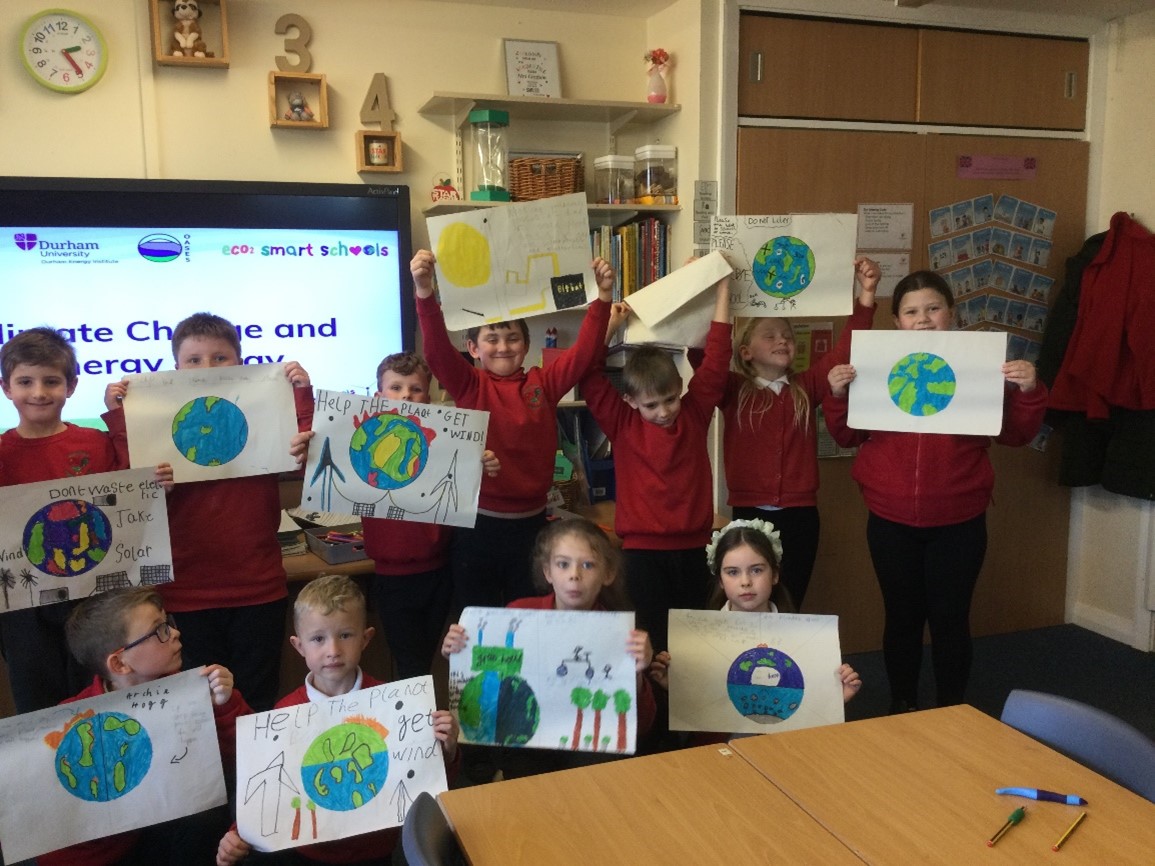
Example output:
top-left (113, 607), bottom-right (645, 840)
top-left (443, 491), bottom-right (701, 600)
top-left (509, 155), bottom-right (584, 201)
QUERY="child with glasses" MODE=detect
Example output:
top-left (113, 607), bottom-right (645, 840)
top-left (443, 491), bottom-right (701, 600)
top-left (37, 586), bottom-right (250, 866)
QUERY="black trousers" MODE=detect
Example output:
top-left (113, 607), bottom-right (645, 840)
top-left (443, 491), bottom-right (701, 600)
top-left (448, 511), bottom-right (547, 618)
top-left (622, 547), bottom-right (713, 654)
top-left (372, 565), bottom-right (452, 681)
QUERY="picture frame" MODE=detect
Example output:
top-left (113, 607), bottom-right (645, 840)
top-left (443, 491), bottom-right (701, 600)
top-left (503, 38), bottom-right (561, 98)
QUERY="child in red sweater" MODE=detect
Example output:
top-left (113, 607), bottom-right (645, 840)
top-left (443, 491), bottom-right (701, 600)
top-left (823, 270), bottom-right (1046, 712)
top-left (0, 328), bottom-right (155, 713)
top-left (38, 586), bottom-right (248, 866)
top-left (716, 257), bottom-right (879, 609)
top-left (217, 574), bottom-right (459, 866)
top-left (579, 271), bottom-right (733, 653)
top-left (411, 251), bottom-right (614, 614)
top-left (442, 517), bottom-right (655, 777)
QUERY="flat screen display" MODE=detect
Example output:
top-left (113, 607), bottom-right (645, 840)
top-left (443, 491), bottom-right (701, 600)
top-left (0, 177), bottom-right (413, 430)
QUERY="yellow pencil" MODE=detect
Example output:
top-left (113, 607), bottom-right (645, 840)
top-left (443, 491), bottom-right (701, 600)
top-left (1052, 811), bottom-right (1088, 852)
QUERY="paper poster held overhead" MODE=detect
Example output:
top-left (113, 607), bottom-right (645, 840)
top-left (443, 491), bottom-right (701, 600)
top-left (847, 330), bottom-right (1008, 435)
top-left (623, 251), bottom-right (733, 348)
top-left (711, 214), bottom-right (857, 317)
top-left (426, 193), bottom-right (597, 332)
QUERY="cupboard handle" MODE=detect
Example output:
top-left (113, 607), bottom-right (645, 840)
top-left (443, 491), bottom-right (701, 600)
top-left (1065, 71), bottom-right (1077, 99)
top-left (750, 51), bottom-right (763, 83)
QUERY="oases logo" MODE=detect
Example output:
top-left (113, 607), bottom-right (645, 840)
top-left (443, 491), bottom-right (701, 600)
top-left (137, 233), bottom-right (183, 263)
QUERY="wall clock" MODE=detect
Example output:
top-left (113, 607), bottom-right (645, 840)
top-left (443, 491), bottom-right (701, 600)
top-left (20, 9), bottom-right (108, 93)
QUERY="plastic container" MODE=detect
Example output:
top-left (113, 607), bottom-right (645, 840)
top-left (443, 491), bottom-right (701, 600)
top-left (593, 155), bottom-right (635, 204)
top-left (633, 144), bottom-right (678, 205)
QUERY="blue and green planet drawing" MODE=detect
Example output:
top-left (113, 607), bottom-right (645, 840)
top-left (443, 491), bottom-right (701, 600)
top-left (726, 646), bottom-right (805, 723)
top-left (301, 720), bottom-right (390, 812)
top-left (887, 352), bottom-right (957, 416)
top-left (171, 396), bottom-right (249, 466)
top-left (23, 499), bottom-right (112, 577)
top-left (54, 711), bottom-right (152, 802)
top-left (349, 412), bottom-right (432, 490)
top-left (752, 236), bottom-right (816, 299)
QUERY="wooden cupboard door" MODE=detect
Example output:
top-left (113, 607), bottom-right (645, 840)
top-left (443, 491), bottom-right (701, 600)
top-left (738, 14), bottom-right (919, 122)
top-left (918, 29), bottom-right (1088, 130)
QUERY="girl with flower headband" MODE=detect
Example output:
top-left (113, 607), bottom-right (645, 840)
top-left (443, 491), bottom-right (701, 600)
top-left (711, 258), bottom-right (880, 610)
top-left (649, 519), bottom-right (862, 707)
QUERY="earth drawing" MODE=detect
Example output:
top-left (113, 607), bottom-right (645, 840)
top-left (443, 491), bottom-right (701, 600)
top-left (23, 499), bottom-right (112, 577)
top-left (54, 711), bottom-right (152, 802)
top-left (301, 720), bottom-right (390, 812)
top-left (349, 411), bottom-right (435, 491)
top-left (171, 396), bottom-right (249, 466)
top-left (751, 236), bottom-right (816, 299)
top-left (887, 352), bottom-right (957, 416)
top-left (726, 646), bottom-right (805, 724)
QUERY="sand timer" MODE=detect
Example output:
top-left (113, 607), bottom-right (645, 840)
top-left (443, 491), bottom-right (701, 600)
top-left (468, 109), bottom-right (511, 202)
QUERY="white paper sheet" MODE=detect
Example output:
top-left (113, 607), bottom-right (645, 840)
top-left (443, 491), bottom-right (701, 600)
top-left (426, 193), bottom-right (597, 331)
top-left (123, 364), bottom-right (299, 482)
top-left (847, 330), bottom-right (1008, 435)
top-left (448, 607), bottom-right (639, 754)
top-left (623, 251), bottom-right (732, 348)
top-left (667, 610), bottom-right (844, 734)
top-left (0, 669), bottom-right (225, 863)
top-left (301, 391), bottom-right (488, 528)
top-left (0, 468), bottom-right (172, 612)
top-left (235, 676), bottom-right (447, 853)
top-left (711, 214), bottom-right (857, 316)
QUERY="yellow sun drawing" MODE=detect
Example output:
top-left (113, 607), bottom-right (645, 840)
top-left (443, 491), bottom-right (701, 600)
top-left (436, 223), bottom-right (491, 287)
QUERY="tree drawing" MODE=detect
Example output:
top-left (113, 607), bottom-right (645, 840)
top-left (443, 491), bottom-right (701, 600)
top-left (613, 688), bottom-right (632, 752)
top-left (20, 568), bottom-right (38, 606)
top-left (591, 689), bottom-right (609, 751)
top-left (0, 568), bottom-right (14, 610)
top-left (306, 800), bottom-right (317, 839)
top-left (290, 796), bottom-right (302, 840)
top-left (570, 686), bottom-right (592, 751)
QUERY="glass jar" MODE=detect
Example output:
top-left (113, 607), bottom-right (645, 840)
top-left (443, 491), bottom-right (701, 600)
top-left (633, 145), bottom-right (677, 205)
top-left (594, 155), bottom-right (635, 204)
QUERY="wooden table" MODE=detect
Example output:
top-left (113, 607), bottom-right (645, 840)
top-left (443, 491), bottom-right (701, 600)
top-left (439, 744), bottom-right (863, 865)
top-left (730, 704), bottom-right (1155, 864)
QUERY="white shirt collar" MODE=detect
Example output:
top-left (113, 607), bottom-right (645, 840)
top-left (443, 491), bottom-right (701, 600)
top-left (722, 601), bottom-right (779, 613)
top-left (304, 666), bottom-right (364, 703)
top-left (755, 375), bottom-right (790, 395)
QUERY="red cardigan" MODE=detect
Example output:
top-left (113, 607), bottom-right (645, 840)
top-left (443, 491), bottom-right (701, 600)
top-left (38, 675), bottom-right (250, 866)
top-left (720, 302), bottom-right (875, 508)
top-left (822, 382), bottom-right (1048, 527)
top-left (580, 320), bottom-right (732, 549)
top-left (0, 408), bottom-right (127, 484)
top-left (418, 293), bottom-right (610, 514)
top-left (362, 517), bottom-right (451, 576)
top-left (159, 385), bottom-right (313, 611)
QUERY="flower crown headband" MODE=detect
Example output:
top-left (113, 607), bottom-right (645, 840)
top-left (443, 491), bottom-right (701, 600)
top-left (705, 519), bottom-right (783, 572)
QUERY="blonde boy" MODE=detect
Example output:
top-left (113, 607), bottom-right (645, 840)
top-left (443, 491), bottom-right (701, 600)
top-left (38, 586), bottom-right (247, 866)
top-left (216, 574), bottom-right (460, 865)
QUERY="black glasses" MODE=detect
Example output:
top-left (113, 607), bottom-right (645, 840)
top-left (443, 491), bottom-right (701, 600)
top-left (118, 614), bottom-right (177, 653)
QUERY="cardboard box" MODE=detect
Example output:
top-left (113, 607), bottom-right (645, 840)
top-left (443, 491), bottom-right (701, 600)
top-left (304, 524), bottom-right (368, 564)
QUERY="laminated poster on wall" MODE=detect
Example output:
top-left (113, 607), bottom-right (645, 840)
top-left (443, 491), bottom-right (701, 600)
top-left (710, 213), bottom-right (857, 317)
top-left (667, 610), bottom-right (845, 734)
top-left (235, 676), bottom-right (447, 853)
top-left (123, 363), bottom-right (299, 482)
top-left (426, 193), bottom-right (597, 332)
top-left (448, 607), bottom-right (640, 754)
top-left (0, 467), bottom-right (172, 613)
top-left (0, 669), bottom-right (225, 863)
top-left (300, 390), bottom-right (489, 527)
top-left (847, 330), bottom-right (1008, 435)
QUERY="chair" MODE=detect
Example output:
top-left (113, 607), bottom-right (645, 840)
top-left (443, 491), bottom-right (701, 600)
top-left (1001, 689), bottom-right (1155, 803)
top-left (402, 791), bottom-right (466, 866)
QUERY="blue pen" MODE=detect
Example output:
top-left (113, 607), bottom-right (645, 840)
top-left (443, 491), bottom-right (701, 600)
top-left (996, 786), bottom-right (1087, 805)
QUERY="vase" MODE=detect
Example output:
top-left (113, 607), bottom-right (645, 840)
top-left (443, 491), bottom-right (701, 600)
top-left (646, 67), bottom-right (668, 104)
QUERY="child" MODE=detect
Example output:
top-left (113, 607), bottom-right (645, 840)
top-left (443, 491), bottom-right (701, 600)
top-left (0, 327), bottom-right (138, 712)
top-left (411, 251), bottom-right (614, 613)
top-left (649, 519), bottom-right (862, 707)
top-left (822, 270), bottom-right (1046, 712)
top-left (578, 272), bottom-right (732, 653)
top-left (361, 351), bottom-right (498, 680)
top-left (716, 257), bottom-right (880, 609)
top-left (123, 312), bottom-right (314, 711)
top-left (441, 517), bottom-right (655, 778)
top-left (216, 574), bottom-right (459, 866)
top-left (39, 586), bottom-right (247, 866)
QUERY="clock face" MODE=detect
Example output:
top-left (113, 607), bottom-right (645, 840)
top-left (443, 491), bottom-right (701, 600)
top-left (21, 9), bottom-right (108, 94)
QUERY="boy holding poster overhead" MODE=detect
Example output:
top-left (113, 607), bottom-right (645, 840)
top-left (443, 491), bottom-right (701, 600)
top-left (410, 251), bottom-right (614, 613)
top-left (0, 328), bottom-right (140, 713)
top-left (37, 586), bottom-right (248, 866)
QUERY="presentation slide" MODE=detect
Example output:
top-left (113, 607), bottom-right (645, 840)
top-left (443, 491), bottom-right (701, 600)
top-left (0, 225), bottom-right (405, 431)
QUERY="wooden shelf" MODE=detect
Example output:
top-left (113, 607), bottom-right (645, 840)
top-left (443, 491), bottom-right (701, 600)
top-left (355, 130), bottom-right (404, 172)
top-left (419, 92), bottom-right (680, 128)
top-left (423, 201), bottom-right (680, 217)
top-left (149, 0), bottom-right (230, 68)
top-left (269, 71), bottom-right (329, 129)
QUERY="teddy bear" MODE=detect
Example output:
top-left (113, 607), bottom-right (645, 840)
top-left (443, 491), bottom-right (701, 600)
top-left (284, 92), bottom-right (315, 122)
top-left (170, 0), bottom-right (210, 58)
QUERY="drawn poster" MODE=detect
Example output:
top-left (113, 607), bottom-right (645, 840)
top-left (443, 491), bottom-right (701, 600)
top-left (847, 330), bottom-right (1008, 435)
top-left (235, 676), bottom-right (447, 853)
top-left (667, 610), bottom-right (844, 735)
top-left (0, 468), bottom-right (172, 613)
top-left (123, 363), bottom-right (299, 482)
top-left (0, 669), bottom-right (225, 863)
top-left (426, 193), bottom-right (597, 331)
top-left (623, 251), bottom-right (732, 348)
top-left (301, 391), bottom-right (488, 528)
top-left (710, 214), bottom-right (857, 316)
top-left (448, 607), bottom-right (639, 754)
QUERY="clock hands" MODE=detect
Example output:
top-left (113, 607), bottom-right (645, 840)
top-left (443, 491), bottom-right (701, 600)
top-left (61, 46), bottom-right (84, 77)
